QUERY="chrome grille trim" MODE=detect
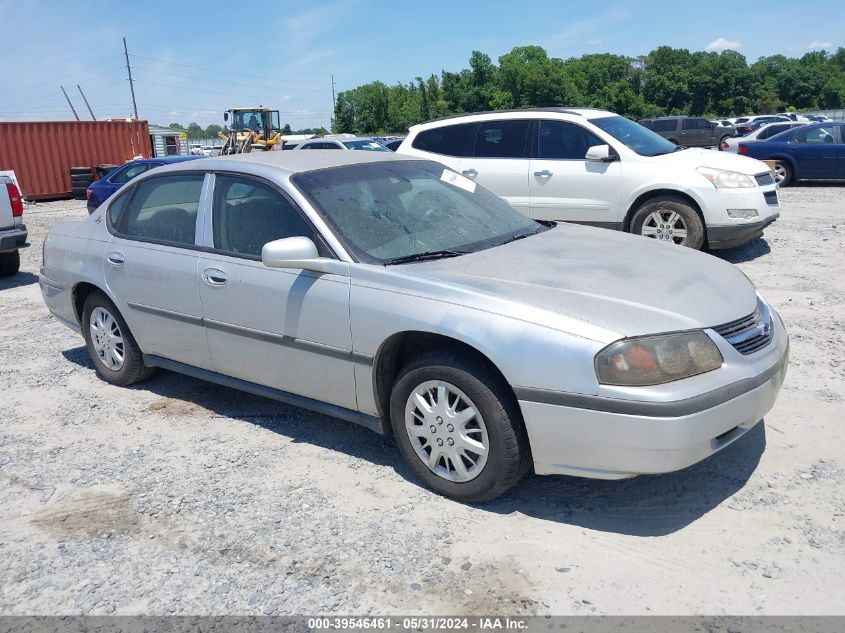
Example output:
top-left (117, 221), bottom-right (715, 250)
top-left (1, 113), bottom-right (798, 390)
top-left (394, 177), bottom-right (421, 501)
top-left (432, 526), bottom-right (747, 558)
top-left (755, 172), bottom-right (775, 187)
top-left (712, 299), bottom-right (774, 355)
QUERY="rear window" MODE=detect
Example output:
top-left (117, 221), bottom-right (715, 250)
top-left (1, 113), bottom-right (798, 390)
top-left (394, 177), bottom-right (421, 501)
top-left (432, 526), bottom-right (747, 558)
top-left (412, 122), bottom-right (477, 157)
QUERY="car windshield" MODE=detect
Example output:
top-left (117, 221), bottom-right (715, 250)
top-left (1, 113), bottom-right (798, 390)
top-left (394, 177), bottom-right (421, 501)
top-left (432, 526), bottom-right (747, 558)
top-left (343, 139), bottom-right (391, 152)
top-left (591, 115), bottom-right (679, 157)
top-left (292, 160), bottom-right (547, 264)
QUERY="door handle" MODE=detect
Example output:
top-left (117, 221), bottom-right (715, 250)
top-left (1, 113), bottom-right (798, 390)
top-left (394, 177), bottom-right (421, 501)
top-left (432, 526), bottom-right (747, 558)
top-left (534, 170), bottom-right (553, 178)
top-left (201, 268), bottom-right (228, 286)
top-left (462, 169), bottom-right (478, 177)
top-left (106, 252), bottom-right (125, 267)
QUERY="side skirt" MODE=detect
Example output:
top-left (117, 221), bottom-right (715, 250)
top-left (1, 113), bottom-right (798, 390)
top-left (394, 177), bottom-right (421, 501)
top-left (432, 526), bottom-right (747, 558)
top-left (142, 354), bottom-right (387, 435)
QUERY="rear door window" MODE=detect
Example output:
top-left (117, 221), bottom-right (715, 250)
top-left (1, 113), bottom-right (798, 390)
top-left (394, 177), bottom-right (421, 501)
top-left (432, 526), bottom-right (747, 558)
top-left (118, 175), bottom-right (205, 246)
top-left (650, 119), bottom-right (677, 132)
top-left (412, 123), bottom-right (477, 157)
top-left (472, 120), bottom-right (530, 158)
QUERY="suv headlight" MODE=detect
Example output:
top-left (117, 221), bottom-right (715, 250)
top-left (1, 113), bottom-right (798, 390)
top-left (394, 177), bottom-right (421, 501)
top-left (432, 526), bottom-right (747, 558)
top-left (595, 331), bottom-right (723, 386)
top-left (696, 167), bottom-right (755, 188)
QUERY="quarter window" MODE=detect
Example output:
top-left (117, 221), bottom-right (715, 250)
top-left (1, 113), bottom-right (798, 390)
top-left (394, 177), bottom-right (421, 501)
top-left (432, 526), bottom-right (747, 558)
top-left (537, 120), bottom-right (604, 160)
top-left (473, 120), bottom-right (530, 158)
top-left (412, 122), bottom-right (477, 157)
top-left (106, 190), bottom-right (131, 228)
top-left (120, 175), bottom-right (204, 246)
top-left (212, 175), bottom-right (325, 258)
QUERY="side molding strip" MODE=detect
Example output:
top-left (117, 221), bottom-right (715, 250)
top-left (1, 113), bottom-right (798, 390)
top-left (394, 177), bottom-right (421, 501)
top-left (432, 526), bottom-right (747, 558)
top-left (142, 354), bottom-right (386, 434)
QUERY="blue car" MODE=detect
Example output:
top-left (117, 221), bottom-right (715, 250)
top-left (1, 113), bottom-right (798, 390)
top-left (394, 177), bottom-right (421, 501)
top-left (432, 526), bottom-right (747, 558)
top-left (86, 156), bottom-right (204, 213)
top-left (738, 122), bottom-right (845, 186)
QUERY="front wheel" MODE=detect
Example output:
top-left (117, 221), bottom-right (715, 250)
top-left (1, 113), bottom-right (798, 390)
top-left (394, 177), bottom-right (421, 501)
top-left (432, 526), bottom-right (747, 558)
top-left (629, 196), bottom-right (705, 249)
top-left (389, 352), bottom-right (530, 503)
top-left (774, 161), bottom-right (793, 186)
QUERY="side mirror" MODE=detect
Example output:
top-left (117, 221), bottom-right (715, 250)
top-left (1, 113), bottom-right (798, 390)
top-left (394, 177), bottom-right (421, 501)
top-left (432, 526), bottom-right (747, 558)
top-left (261, 236), bottom-right (348, 275)
top-left (585, 144), bottom-right (615, 162)
top-left (224, 112), bottom-right (229, 122)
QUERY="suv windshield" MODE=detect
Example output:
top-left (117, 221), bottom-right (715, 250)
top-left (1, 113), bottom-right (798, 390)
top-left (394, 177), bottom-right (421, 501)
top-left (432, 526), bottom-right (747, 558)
top-left (292, 160), bottom-right (547, 264)
top-left (591, 116), bottom-right (679, 157)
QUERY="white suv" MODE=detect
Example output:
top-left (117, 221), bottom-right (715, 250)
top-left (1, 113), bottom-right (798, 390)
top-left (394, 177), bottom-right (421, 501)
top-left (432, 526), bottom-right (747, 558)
top-left (398, 108), bottom-right (780, 249)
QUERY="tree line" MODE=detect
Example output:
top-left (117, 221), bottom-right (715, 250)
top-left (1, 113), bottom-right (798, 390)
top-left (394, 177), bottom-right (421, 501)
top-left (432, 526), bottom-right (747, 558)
top-left (332, 45), bottom-right (845, 135)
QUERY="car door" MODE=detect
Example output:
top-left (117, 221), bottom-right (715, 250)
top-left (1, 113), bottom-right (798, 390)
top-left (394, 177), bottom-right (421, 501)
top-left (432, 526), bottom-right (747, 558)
top-left (528, 119), bottom-right (622, 226)
top-left (837, 125), bottom-right (845, 179)
top-left (458, 119), bottom-right (531, 215)
top-left (789, 125), bottom-right (838, 179)
top-left (104, 172), bottom-right (214, 370)
top-left (196, 173), bottom-right (357, 409)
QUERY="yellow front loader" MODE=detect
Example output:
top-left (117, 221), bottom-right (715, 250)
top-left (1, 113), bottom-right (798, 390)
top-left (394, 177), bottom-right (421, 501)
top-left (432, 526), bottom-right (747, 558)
top-left (219, 107), bottom-right (282, 154)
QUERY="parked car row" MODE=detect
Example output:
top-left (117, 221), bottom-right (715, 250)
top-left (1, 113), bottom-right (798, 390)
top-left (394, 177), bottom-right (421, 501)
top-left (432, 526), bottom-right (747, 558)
top-left (39, 150), bottom-right (789, 501)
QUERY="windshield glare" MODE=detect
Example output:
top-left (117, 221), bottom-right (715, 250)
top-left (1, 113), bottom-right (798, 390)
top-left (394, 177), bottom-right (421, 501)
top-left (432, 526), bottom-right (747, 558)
top-left (343, 140), bottom-right (391, 152)
top-left (591, 115), bottom-right (678, 157)
top-left (292, 160), bottom-right (545, 264)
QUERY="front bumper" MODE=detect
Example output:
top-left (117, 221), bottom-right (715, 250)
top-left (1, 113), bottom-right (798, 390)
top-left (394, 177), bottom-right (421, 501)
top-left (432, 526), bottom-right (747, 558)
top-left (708, 214), bottom-right (779, 250)
top-left (0, 225), bottom-right (27, 252)
top-left (519, 321), bottom-right (789, 479)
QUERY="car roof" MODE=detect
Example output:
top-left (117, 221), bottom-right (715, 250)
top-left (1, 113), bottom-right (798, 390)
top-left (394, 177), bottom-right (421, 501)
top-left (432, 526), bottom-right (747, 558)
top-left (154, 148), bottom-right (416, 176)
top-left (410, 107), bottom-right (616, 129)
top-left (136, 155), bottom-right (204, 165)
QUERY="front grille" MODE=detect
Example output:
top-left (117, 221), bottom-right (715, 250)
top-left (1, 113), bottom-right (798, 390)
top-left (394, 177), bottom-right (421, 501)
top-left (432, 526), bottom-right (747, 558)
top-left (764, 190), bottom-right (778, 206)
top-left (712, 299), bottom-right (774, 355)
top-left (755, 172), bottom-right (775, 186)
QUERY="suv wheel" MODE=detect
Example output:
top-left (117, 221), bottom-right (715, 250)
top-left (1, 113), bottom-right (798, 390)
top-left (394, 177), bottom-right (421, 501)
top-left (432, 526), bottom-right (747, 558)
top-left (82, 291), bottom-right (155, 386)
top-left (630, 196), bottom-right (705, 249)
top-left (0, 251), bottom-right (20, 277)
top-left (389, 352), bottom-right (530, 503)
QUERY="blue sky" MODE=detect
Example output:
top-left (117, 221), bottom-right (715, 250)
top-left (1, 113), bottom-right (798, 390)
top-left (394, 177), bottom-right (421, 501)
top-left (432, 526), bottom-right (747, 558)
top-left (1, 0), bottom-right (842, 129)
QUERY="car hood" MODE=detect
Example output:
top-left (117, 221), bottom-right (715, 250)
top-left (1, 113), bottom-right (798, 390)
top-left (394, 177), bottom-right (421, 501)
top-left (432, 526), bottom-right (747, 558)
top-left (651, 147), bottom-right (769, 175)
top-left (401, 224), bottom-right (758, 340)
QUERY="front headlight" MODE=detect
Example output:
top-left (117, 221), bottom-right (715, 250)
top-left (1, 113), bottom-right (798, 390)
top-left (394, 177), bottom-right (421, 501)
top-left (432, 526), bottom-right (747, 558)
top-left (595, 331), bottom-right (723, 386)
top-left (696, 166), bottom-right (755, 188)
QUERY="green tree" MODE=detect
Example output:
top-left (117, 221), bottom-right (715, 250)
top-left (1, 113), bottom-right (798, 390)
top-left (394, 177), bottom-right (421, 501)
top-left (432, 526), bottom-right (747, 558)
top-left (186, 122), bottom-right (204, 138)
top-left (205, 124), bottom-right (222, 138)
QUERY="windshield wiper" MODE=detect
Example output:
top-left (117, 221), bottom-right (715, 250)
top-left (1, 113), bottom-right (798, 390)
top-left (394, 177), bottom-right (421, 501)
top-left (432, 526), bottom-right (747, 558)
top-left (382, 249), bottom-right (469, 266)
top-left (497, 231), bottom-right (536, 247)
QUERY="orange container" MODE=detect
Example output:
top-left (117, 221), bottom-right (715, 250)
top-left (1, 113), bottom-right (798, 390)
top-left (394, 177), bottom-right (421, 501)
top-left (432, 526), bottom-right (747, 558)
top-left (0, 120), bottom-right (152, 200)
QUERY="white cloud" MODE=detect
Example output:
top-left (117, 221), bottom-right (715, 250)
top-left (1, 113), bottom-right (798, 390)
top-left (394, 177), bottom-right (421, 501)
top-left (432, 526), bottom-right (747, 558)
top-left (807, 40), bottom-right (833, 50)
top-left (542, 7), bottom-right (629, 52)
top-left (705, 37), bottom-right (741, 52)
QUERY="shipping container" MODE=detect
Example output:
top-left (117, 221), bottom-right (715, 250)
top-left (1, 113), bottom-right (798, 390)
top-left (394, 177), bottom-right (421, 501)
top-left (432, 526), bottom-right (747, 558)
top-left (0, 120), bottom-right (152, 200)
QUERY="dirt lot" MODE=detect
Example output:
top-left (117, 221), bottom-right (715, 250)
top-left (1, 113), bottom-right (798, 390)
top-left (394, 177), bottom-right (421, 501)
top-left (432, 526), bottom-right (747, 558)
top-left (1, 189), bottom-right (844, 616)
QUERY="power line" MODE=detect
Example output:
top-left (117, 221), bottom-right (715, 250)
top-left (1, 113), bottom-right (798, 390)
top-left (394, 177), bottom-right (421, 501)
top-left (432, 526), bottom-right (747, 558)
top-left (130, 66), bottom-right (330, 94)
top-left (128, 53), bottom-right (328, 85)
top-left (1, 54), bottom-right (120, 100)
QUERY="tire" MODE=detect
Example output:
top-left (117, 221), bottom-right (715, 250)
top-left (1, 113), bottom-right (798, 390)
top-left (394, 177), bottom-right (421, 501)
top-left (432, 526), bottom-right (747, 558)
top-left (71, 175), bottom-right (94, 186)
top-left (72, 186), bottom-right (89, 200)
top-left (69, 167), bottom-right (93, 176)
top-left (0, 251), bottom-right (20, 277)
top-left (717, 135), bottom-right (730, 150)
top-left (389, 351), bottom-right (530, 503)
top-left (774, 160), bottom-right (793, 186)
top-left (629, 195), bottom-right (705, 249)
top-left (82, 290), bottom-right (155, 386)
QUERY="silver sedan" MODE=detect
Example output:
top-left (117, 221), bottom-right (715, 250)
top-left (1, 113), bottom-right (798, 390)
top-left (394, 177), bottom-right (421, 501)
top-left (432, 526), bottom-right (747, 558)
top-left (39, 151), bottom-right (788, 501)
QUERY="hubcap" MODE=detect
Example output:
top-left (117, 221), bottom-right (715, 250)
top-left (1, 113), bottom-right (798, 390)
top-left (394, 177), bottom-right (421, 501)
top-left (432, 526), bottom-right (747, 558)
top-left (404, 380), bottom-right (489, 483)
top-left (641, 209), bottom-right (688, 245)
top-left (89, 307), bottom-right (125, 371)
top-left (774, 163), bottom-right (787, 184)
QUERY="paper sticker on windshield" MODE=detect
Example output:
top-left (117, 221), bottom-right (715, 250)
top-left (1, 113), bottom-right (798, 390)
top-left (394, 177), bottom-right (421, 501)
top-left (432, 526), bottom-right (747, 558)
top-left (441, 169), bottom-right (476, 193)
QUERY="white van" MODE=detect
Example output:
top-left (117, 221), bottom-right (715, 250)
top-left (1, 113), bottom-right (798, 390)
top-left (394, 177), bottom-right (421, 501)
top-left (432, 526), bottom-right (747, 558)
top-left (398, 108), bottom-right (780, 249)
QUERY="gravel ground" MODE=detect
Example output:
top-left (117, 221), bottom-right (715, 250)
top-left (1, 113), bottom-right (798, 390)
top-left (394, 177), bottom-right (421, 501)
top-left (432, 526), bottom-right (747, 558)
top-left (1, 189), bottom-right (844, 616)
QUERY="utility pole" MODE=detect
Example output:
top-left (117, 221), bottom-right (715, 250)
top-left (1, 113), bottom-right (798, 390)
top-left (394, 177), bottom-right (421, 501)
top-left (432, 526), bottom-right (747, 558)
top-left (60, 86), bottom-right (80, 120)
top-left (123, 37), bottom-right (139, 119)
top-left (77, 85), bottom-right (96, 120)
top-left (331, 74), bottom-right (336, 130)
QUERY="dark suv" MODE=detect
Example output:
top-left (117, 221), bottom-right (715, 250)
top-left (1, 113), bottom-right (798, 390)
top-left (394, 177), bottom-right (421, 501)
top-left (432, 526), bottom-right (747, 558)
top-left (638, 117), bottom-right (736, 149)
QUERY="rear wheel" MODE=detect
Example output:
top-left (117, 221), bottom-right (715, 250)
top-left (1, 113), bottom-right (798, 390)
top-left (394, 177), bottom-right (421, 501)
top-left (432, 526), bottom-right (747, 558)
top-left (774, 161), bottom-right (793, 186)
top-left (0, 251), bottom-right (20, 277)
top-left (630, 195), bottom-right (705, 249)
top-left (389, 352), bottom-right (530, 503)
top-left (82, 291), bottom-right (155, 386)
top-left (717, 135), bottom-right (731, 150)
